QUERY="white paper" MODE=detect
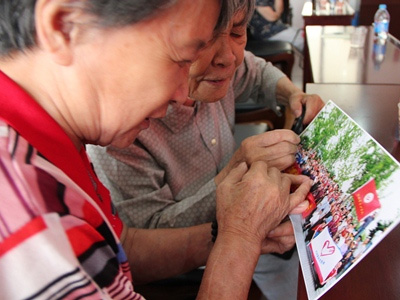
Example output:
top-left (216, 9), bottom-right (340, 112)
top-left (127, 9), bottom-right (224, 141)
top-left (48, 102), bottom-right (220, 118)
top-left (289, 100), bottom-right (400, 299)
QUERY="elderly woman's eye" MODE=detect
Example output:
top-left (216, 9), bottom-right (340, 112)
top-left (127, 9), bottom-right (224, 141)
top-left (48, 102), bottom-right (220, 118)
top-left (231, 27), bottom-right (246, 38)
top-left (231, 32), bottom-right (243, 38)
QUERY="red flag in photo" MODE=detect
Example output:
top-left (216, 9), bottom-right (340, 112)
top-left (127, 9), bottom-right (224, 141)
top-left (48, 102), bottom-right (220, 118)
top-left (352, 178), bottom-right (381, 222)
top-left (302, 192), bottom-right (316, 218)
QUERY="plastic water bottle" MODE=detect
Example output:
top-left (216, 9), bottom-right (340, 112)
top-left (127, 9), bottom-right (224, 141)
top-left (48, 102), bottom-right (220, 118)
top-left (373, 4), bottom-right (390, 40)
top-left (372, 38), bottom-right (387, 70)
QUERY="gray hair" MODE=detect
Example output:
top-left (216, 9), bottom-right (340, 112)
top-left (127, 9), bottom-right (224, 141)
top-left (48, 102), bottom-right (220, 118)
top-left (230, 0), bottom-right (255, 25)
top-left (0, 0), bottom-right (242, 56)
top-left (216, 0), bottom-right (255, 31)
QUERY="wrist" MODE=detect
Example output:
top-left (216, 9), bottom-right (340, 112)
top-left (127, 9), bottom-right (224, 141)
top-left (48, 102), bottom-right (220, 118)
top-left (215, 224), bottom-right (263, 256)
top-left (276, 77), bottom-right (303, 104)
top-left (200, 227), bottom-right (261, 299)
top-left (214, 229), bottom-right (262, 259)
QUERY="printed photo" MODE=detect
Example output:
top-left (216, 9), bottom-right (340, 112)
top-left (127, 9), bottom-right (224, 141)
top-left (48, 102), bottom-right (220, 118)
top-left (289, 101), bottom-right (400, 300)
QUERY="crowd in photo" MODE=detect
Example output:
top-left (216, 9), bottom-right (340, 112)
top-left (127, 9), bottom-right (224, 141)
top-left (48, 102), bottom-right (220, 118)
top-left (295, 145), bottom-right (375, 286)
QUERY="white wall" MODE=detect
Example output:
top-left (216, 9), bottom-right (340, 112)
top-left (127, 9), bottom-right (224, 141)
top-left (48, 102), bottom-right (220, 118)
top-left (290, 0), bottom-right (308, 30)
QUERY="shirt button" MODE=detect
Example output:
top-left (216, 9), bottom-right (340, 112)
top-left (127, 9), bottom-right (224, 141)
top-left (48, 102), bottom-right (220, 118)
top-left (211, 138), bottom-right (217, 145)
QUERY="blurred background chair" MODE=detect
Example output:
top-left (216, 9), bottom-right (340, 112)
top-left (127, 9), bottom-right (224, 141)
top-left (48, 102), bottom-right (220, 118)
top-left (234, 104), bottom-right (292, 148)
top-left (235, 105), bottom-right (286, 129)
top-left (245, 38), bottom-right (295, 79)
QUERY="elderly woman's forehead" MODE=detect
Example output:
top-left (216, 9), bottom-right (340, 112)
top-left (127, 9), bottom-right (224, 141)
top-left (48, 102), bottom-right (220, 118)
top-left (231, 9), bottom-right (248, 26)
top-left (213, 9), bottom-right (247, 34)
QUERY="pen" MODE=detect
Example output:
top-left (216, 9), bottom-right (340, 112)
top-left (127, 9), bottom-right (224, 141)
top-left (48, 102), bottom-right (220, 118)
top-left (291, 105), bottom-right (306, 134)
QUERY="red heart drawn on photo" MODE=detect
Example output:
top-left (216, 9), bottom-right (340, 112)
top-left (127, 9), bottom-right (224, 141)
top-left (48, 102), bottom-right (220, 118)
top-left (321, 240), bottom-right (335, 256)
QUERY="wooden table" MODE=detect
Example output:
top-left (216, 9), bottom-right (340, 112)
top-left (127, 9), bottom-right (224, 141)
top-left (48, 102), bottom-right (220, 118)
top-left (297, 83), bottom-right (400, 299)
top-left (305, 26), bottom-right (400, 88)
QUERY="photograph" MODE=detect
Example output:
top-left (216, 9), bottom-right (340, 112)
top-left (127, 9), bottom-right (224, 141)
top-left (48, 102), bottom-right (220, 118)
top-left (289, 101), bottom-right (400, 300)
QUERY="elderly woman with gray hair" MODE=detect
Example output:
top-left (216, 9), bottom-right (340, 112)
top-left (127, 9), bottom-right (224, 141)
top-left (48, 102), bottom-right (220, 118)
top-left (0, 0), bottom-right (312, 299)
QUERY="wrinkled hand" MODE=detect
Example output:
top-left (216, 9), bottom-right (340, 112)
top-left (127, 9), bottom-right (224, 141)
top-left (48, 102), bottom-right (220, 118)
top-left (215, 161), bottom-right (312, 253)
top-left (289, 92), bottom-right (325, 124)
top-left (261, 220), bottom-right (295, 254)
top-left (260, 173), bottom-right (311, 254)
top-left (215, 130), bottom-right (300, 185)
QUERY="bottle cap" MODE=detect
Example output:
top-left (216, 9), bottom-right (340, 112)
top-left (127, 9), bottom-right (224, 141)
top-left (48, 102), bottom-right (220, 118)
top-left (379, 4), bottom-right (387, 9)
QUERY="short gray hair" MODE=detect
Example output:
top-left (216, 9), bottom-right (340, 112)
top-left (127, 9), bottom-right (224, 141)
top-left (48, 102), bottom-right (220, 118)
top-left (0, 0), bottom-right (239, 56)
top-left (221, 0), bottom-right (255, 28)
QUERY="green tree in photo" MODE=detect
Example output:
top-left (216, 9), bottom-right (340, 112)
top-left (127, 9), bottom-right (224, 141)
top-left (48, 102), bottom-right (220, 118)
top-left (300, 103), bottom-right (398, 193)
top-left (351, 140), bottom-right (398, 191)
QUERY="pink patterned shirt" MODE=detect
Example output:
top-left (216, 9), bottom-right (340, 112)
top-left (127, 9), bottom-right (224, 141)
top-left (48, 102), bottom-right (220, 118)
top-left (0, 71), bottom-right (144, 299)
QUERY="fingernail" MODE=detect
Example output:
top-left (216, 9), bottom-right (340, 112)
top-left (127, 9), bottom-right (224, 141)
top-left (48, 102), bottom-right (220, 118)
top-left (239, 161), bottom-right (247, 168)
top-left (237, 161), bottom-right (248, 171)
top-left (299, 201), bottom-right (309, 209)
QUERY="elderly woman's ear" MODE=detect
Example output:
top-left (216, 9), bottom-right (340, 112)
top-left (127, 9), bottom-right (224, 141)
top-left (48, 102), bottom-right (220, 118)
top-left (34, 0), bottom-right (87, 65)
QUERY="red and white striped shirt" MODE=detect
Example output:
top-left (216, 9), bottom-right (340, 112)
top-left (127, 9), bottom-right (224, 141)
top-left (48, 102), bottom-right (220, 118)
top-left (0, 71), bottom-right (144, 299)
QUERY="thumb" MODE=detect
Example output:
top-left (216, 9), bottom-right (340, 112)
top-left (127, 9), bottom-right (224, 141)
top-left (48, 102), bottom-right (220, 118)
top-left (290, 99), bottom-right (303, 118)
top-left (290, 200), bottom-right (311, 215)
top-left (287, 176), bottom-right (313, 213)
